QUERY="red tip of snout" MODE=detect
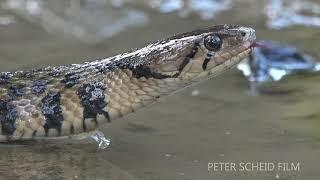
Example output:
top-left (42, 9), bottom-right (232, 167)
top-left (250, 41), bottom-right (268, 49)
top-left (250, 41), bottom-right (261, 48)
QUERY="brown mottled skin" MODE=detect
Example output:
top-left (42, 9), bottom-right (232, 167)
top-left (0, 25), bottom-right (256, 141)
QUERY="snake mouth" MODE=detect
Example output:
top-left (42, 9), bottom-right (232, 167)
top-left (192, 46), bottom-right (253, 81)
top-left (241, 39), bottom-right (257, 57)
top-left (209, 41), bottom-right (254, 72)
top-left (247, 41), bottom-right (262, 55)
top-left (250, 41), bottom-right (264, 48)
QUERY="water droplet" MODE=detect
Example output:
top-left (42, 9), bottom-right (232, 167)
top-left (91, 130), bottom-right (111, 149)
top-left (191, 90), bottom-right (200, 96)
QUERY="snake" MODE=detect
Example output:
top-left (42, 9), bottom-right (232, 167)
top-left (0, 24), bottom-right (256, 142)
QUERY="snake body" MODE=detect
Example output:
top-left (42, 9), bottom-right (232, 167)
top-left (0, 25), bottom-right (256, 141)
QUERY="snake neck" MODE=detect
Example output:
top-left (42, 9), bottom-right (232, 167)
top-left (0, 59), bottom-right (189, 141)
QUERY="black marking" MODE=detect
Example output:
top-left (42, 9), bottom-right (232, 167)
top-left (70, 125), bottom-right (74, 134)
top-left (0, 73), bottom-right (11, 84)
top-left (202, 52), bottom-right (215, 71)
top-left (107, 55), bottom-right (176, 79)
top-left (0, 100), bottom-right (18, 136)
top-left (202, 57), bottom-right (211, 71)
top-left (131, 65), bottom-right (174, 79)
top-left (8, 84), bottom-right (25, 97)
top-left (32, 130), bottom-right (37, 138)
top-left (32, 80), bottom-right (47, 95)
top-left (207, 53), bottom-right (213, 57)
top-left (78, 82), bottom-right (110, 131)
top-left (41, 92), bottom-right (64, 135)
top-left (178, 42), bottom-right (199, 72)
top-left (61, 72), bottom-right (80, 88)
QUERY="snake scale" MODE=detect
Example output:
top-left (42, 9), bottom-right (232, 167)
top-left (0, 25), bottom-right (256, 142)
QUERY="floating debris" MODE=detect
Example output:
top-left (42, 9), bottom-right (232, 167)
top-left (237, 40), bottom-right (320, 83)
top-left (265, 0), bottom-right (320, 29)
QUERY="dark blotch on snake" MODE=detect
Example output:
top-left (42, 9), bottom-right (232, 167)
top-left (41, 92), bottom-right (64, 135)
top-left (61, 72), bottom-right (80, 88)
top-left (131, 65), bottom-right (175, 79)
top-left (0, 73), bottom-right (11, 84)
top-left (8, 84), bottom-right (25, 97)
top-left (78, 82), bottom-right (110, 131)
top-left (32, 80), bottom-right (47, 95)
top-left (0, 100), bottom-right (18, 136)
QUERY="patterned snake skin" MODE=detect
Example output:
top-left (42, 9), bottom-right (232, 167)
top-left (0, 25), bottom-right (256, 141)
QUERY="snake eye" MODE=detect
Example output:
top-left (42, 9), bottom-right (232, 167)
top-left (204, 34), bottom-right (222, 51)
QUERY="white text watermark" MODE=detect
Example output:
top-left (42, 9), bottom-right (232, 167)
top-left (208, 162), bottom-right (300, 172)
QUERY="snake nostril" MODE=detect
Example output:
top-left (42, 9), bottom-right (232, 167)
top-left (239, 27), bottom-right (256, 42)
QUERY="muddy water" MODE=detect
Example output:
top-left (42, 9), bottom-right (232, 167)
top-left (0, 0), bottom-right (320, 180)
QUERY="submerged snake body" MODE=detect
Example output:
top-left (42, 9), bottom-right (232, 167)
top-left (0, 25), bottom-right (256, 141)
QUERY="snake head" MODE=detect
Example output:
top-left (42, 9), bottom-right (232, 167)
top-left (143, 25), bottom-right (256, 82)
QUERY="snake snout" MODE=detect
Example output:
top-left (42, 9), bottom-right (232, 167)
top-left (239, 27), bottom-right (256, 43)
